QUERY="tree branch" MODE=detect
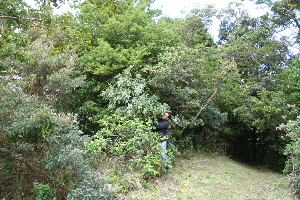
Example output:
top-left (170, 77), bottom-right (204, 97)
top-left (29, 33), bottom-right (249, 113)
top-left (181, 84), bottom-right (220, 131)
top-left (0, 147), bottom-right (54, 181)
top-left (1, 147), bottom-right (72, 193)
top-left (0, 15), bottom-right (46, 22)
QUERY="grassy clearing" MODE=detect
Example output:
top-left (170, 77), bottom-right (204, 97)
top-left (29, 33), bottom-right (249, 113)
top-left (124, 153), bottom-right (293, 200)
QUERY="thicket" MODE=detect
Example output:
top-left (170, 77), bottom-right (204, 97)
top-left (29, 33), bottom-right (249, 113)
top-left (279, 116), bottom-right (300, 197)
top-left (1, 0), bottom-right (300, 198)
top-left (0, 76), bottom-right (117, 199)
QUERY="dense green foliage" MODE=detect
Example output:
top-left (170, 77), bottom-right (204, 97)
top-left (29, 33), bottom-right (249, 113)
top-left (279, 115), bottom-right (300, 197)
top-left (0, 76), bottom-right (116, 199)
top-left (1, 0), bottom-right (299, 198)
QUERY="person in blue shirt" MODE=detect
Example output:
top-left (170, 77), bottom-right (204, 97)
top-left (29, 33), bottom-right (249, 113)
top-left (153, 112), bottom-right (172, 163)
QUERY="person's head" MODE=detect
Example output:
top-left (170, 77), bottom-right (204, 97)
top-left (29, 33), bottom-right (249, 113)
top-left (162, 112), bottom-right (171, 120)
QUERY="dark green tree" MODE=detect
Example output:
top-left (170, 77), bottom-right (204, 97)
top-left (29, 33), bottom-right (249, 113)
top-left (214, 2), bottom-right (296, 169)
top-left (252, 0), bottom-right (300, 42)
top-left (71, 0), bottom-right (181, 134)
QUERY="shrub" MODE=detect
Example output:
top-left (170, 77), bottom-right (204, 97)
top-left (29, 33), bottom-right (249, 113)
top-left (279, 115), bottom-right (300, 197)
top-left (67, 172), bottom-right (117, 200)
top-left (86, 115), bottom-right (169, 191)
top-left (0, 76), bottom-right (117, 199)
top-left (85, 67), bottom-right (174, 191)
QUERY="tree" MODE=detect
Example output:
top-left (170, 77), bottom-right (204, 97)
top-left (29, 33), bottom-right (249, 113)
top-left (253, 0), bottom-right (300, 42)
top-left (145, 44), bottom-right (237, 151)
top-left (208, 1), bottom-right (296, 168)
top-left (20, 27), bottom-right (85, 111)
top-left (30, 0), bottom-right (77, 8)
top-left (176, 14), bottom-right (215, 48)
top-left (0, 1), bottom-right (118, 197)
top-left (0, 0), bottom-right (40, 71)
top-left (72, 0), bottom-right (181, 134)
top-left (85, 67), bottom-right (173, 191)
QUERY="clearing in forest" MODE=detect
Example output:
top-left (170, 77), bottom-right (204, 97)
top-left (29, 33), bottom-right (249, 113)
top-left (125, 153), bottom-right (292, 200)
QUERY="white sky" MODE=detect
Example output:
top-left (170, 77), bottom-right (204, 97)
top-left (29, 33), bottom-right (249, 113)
top-left (25, 0), bottom-right (267, 40)
top-left (26, 0), bottom-right (266, 17)
top-left (151, 0), bottom-right (265, 18)
top-left (150, 0), bottom-right (267, 40)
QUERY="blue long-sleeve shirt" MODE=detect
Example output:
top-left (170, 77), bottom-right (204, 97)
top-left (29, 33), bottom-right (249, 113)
top-left (155, 118), bottom-right (169, 141)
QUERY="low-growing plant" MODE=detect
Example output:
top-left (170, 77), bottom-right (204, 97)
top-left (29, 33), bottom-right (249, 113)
top-left (67, 172), bottom-right (117, 200)
top-left (86, 115), bottom-right (171, 185)
top-left (32, 182), bottom-right (56, 200)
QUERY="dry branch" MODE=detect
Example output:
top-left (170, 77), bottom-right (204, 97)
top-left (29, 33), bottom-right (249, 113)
top-left (0, 147), bottom-right (54, 181)
top-left (181, 85), bottom-right (220, 131)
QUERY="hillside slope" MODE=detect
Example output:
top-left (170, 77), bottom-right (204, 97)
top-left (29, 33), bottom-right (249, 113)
top-left (125, 153), bottom-right (292, 200)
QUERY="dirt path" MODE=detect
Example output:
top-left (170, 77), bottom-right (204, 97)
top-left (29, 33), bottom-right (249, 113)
top-left (125, 153), bottom-right (293, 200)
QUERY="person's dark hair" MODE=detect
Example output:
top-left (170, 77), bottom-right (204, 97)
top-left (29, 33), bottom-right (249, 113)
top-left (166, 112), bottom-right (172, 119)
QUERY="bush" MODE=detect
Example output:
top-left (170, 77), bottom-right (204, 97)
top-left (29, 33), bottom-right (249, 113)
top-left (86, 115), bottom-right (170, 191)
top-left (84, 67), bottom-right (175, 191)
top-left (279, 115), bottom-right (300, 197)
top-left (0, 76), bottom-right (117, 199)
top-left (67, 172), bottom-right (117, 200)
top-left (32, 182), bottom-right (56, 200)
